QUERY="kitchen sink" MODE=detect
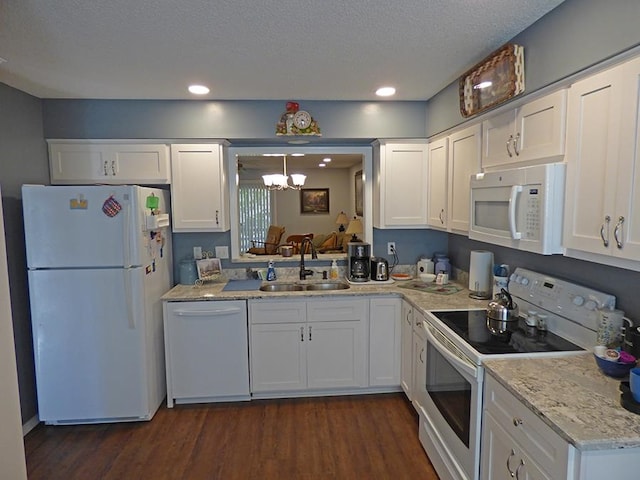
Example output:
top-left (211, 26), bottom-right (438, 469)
top-left (259, 283), bottom-right (305, 292)
top-left (259, 282), bottom-right (350, 292)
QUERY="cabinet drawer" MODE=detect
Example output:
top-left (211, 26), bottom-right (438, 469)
top-left (484, 375), bottom-right (570, 480)
top-left (307, 297), bottom-right (368, 322)
top-left (249, 299), bottom-right (307, 324)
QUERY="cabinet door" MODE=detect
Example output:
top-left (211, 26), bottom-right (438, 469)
top-left (427, 138), bottom-right (449, 229)
top-left (515, 89), bottom-right (567, 164)
top-left (171, 143), bottom-right (229, 232)
top-left (481, 412), bottom-right (553, 480)
top-left (368, 297), bottom-right (401, 387)
top-left (49, 142), bottom-right (170, 185)
top-left (613, 57), bottom-right (640, 261)
top-left (448, 124), bottom-right (481, 233)
top-left (481, 109), bottom-right (516, 169)
top-left (250, 322), bottom-right (307, 392)
top-left (400, 301), bottom-right (414, 399)
top-left (564, 65), bottom-right (624, 255)
top-left (376, 142), bottom-right (429, 227)
top-left (306, 320), bottom-right (365, 389)
top-left (164, 301), bottom-right (249, 405)
top-left (110, 144), bottom-right (170, 183)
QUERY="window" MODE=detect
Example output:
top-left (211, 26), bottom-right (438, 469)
top-left (238, 183), bottom-right (273, 252)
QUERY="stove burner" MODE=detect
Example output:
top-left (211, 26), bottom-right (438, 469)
top-left (431, 310), bottom-right (582, 355)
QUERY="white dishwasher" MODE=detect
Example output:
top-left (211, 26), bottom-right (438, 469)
top-left (164, 300), bottom-right (250, 407)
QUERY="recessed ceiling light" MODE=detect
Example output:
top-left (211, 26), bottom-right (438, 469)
top-left (323, 157), bottom-right (332, 163)
top-left (0, 57), bottom-right (7, 65)
top-left (188, 84), bottom-right (210, 95)
top-left (318, 163), bottom-right (326, 167)
top-left (291, 153), bottom-right (305, 157)
top-left (376, 86), bottom-right (396, 97)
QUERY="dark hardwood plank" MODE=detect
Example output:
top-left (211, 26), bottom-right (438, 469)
top-left (25, 393), bottom-right (439, 479)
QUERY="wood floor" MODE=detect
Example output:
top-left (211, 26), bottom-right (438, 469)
top-left (24, 393), bottom-right (440, 480)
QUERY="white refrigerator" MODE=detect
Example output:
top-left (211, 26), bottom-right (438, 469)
top-left (22, 184), bottom-right (172, 424)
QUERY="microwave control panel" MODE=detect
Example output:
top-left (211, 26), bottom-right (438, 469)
top-left (523, 187), bottom-right (540, 239)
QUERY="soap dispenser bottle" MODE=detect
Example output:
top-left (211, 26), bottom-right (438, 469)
top-left (266, 260), bottom-right (276, 281)
top-left (330, 260), bottom-right (339, 280)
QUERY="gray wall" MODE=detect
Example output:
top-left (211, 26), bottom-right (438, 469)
top-left (426, 0), bottom-right (640, 136)
top-left (0, 82), bottom-right (49, 423)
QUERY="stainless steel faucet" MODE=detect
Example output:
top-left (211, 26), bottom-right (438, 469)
top-left (299, 237), bottom-right (318, 280)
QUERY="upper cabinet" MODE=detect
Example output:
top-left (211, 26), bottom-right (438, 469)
top-left (427, 124), bottom-right (481, 233)
top-left (170, 143), bottom-right (229, 232)
top-left (481, 89), bottom-right (567, 169)
top-left (373, 140), bottom-right (429, 228)
top-left (48, 141), bottom-right (170, 185)
top-left (563, 56), bottom-right (640, 270)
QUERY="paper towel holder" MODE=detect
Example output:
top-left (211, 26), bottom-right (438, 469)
top-left (469, 250), bottom-right (494, 300)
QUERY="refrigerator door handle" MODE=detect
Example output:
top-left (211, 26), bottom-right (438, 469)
top-left (123, 199), bottom-right (132, 267)
top-left (124, 270), bottom-right (136, 329)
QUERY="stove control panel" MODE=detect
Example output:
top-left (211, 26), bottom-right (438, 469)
top-left (509, 268), bottom-right (616, 331)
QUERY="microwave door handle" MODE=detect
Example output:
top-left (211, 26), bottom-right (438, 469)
top-left (509, 185), bottom-right (523, 240)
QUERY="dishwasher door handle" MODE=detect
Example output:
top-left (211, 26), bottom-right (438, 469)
top-left (173, 307), bottom-right (243, 317)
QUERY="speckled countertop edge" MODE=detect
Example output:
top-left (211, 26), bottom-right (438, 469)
top-left (161, 278), bottom-right (488, 313)
top-left (484, 354), bottom-right (640, 451)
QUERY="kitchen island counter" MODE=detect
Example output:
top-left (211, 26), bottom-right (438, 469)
top-left (484, 353), bottom-right (640, 451)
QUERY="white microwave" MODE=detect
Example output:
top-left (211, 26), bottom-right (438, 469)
top-left (469, 163), bottom-right (566, 255)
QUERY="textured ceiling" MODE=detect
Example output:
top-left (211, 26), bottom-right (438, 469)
top-left (0, 0), bottom-right (564, 100)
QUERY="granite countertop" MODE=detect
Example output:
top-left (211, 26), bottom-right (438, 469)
top-left (162, 278), bottom-right (488, 313)
top-left (484, 354), bottom-right (640, 451)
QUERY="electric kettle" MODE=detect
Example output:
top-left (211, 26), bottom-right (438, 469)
top-left (371, 257), bottom-right (389, 281)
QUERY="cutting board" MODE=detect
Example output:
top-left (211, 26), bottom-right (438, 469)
top-left (222, 279), bottom-right (263, 291)
top-left (397, 281), bottom-right (462, 295)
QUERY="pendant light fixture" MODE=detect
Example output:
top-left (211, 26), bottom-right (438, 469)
top-left (262, 154), bottom-right (306, 190)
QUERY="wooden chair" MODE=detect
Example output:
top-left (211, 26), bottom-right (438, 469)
top-left (285, 234), bottom-right (314, 254)
top-left (247, 225), bottom-right (285, 255)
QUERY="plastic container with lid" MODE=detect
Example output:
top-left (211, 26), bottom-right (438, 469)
top-left (434, 255), bottom-right (451, 277)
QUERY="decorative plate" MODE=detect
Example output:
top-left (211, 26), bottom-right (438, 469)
top-left (391, 273), bottom-right (412, 281)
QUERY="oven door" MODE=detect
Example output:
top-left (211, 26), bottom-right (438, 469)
top-left (418, 320), bottom-right (482, 480)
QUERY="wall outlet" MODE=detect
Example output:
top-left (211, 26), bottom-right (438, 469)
top-left (215, 246), bottom-right (229, 259)
top-left (193, 246), bottom-right (202, 260)
top-left (387, 242), bottom-right (396, 255)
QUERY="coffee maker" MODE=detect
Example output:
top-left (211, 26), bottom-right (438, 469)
top-left (347, 242), bottom-right (370, 282)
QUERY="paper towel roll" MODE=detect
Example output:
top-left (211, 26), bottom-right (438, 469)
top-left (469, 250), bottom-right (494, 299)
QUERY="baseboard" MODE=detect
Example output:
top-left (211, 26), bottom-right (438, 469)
top-left (22, 414), bottom-right (40, 436)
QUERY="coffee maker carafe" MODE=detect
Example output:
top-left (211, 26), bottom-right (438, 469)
top-left (348, 242), bottom-right (371, 282)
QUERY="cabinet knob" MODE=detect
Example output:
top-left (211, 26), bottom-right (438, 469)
top-left (512, 417), bottom-right (523, 427)
top-left (308, 325), bottom-right (312, 341)
top-left (515, 459), bottom-right (525, 480)
top-left (614, 216), bottom-right (625, 249)
top-left (103, 160), bottom-right (109, 176)
top-left (506, 449), bottom-right (516, 477)
top-left (512, 132), bottom-right (521, 156)
top-left (111, 160), bottom-right (116, 176)
top-left (506, 135), bottom-right (514, 157)
top-left (215, 210), bottom-right (219, 225)
top-left (300, 326), bottom-right (304, 342)
top-left (600, 215), bottom-right (611, 247)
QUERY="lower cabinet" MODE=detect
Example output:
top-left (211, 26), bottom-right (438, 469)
top-left (369, 296), bottom-right (401, 387)
top-left (481, 374), bottom-right (571, 480)
top-left (163, 300), bottom-right (250, 407)
top-left (249, 297), bottom-right (368, 394)
top-left (400, 300), bottom-right (414, 399)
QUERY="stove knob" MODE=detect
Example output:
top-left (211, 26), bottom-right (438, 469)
top-left (585, 300), bottom-right (598, 311)
top-left (520, 277), bottom-right (529, 286)
top-left (515, 275), bottom-right (523, 284)
top-left (510, 273), bottom-right (517, 282)
top-left (572, 296), bottom-right (585, 307)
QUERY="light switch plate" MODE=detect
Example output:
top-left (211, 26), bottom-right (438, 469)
top-left (215, 246), bottom-right (229, 259)
top-left (193, 246), bottom-right (202, 260)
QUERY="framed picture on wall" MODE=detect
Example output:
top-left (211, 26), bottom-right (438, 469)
top-left (355, 170), bottom-right (363, 216)
top-left (300, 188), bottom-right (330, 214)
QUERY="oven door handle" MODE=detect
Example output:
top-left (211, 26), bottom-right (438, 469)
top-left (422, 322), bottom-right (478, 379)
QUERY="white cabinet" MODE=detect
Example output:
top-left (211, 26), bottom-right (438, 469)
top-left (428, 124), bottom-right (481, 233)
top-left (481, 89), bottom-right (567, 169)
top-left (368, 296), bottom-right (401, 387)
top-left (48, 140), bottom-right (170, 185)
top-left (249, 297), bottom-right (367, 394)
top-left (373, 140), bottom-right (429, 228)
top-left (564, 56), bottom-right (640, 270)
top-left (163, 300), bottom-right (250, 407)
top-left (170, 143), bottom-right (229, 232)
top-left (400, 300), bottom-right (414, 399)
top-left (481, 374), bottom-right (571, 480)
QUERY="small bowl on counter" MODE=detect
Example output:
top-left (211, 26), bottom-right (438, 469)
top-left (419, 273), bottom-right (436, 283)
top-left (594, 349), bottom-right (637, 378)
